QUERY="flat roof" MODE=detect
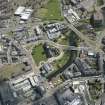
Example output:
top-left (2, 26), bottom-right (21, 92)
top-left (14, 6), bottom-right (25, 15)
top-left (21, 13), bottom-right (31, 20)
top-left (20, 9), bottom-right (33, 20)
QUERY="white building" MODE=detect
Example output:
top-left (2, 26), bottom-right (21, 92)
top-left (35, 26), bottom-right (42, 35)
top-left (15, 6), bottom-right (33, 21)
top-left (20, 9), bottom-right (33, 20)
top-left (68, 9), bottom-right (80, 20)
top-left (14, 6), bottom-right (25, 15)
top-left (64, 8), bottom-right (80, 24)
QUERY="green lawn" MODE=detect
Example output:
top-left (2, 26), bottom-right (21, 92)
top-left (53, 51), bottom-right (70, 70)
top-left (32, 44), bottom-right (47, 65)
top-left (37, 0), bottom-right (64, 21)
top-left (54, 32), bottom-right (79, 69)
top-left (58, 37), bottom-right (69, 45)
top-left (97, 0), bottom-right (104, 6)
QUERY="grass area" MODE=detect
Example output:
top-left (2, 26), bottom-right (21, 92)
top-left (6, 31), bottom-right (14, 37)
top-left (94, 26), bottom-right (105, 31)
top-left (79, 19), bottom-right (90, 24)
top-left (97, 0), bottom-right (104, 6)
top-left (53, 52), bottom-right (70, 70)
top-left (46, 50), bottom-right (77, 79)
top-left (45, 51), bottom-right (70, 79)
top-left (57, 31), bottom-right (75, 45)
top-left (0, 64), bottom-right (25, 80)
top-left (88, 80), bottom-right (102, 100)
top-left (46, 32), bottom-right (79, 79)
top-left (32, 44), bottom-right (47, 65)
top-left (37, 0), bottom-right (64, 21)
top-left (57, 35), bottom-right (69, 45)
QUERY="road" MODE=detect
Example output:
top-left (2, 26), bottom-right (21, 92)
top-left (24, 39), bottom-right (90, 69)
top-left (95, 4), bottom-right (105, 11)
top-left (65, 21), bottom-right (104, 52)
top-left (63, 3), bottom-right (105, 53)
top-left (25, 39), bottom-right (90, 51)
